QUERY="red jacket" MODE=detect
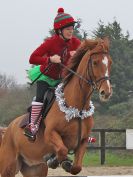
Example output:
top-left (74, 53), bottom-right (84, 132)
top-left (29, 34), bottom-right (81, 80)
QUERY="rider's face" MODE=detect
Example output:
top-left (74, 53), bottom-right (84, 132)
top-left (61, 26), bottom-right (74, 39)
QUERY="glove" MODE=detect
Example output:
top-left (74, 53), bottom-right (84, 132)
top-left (50, 55), bottom-right (61, 63)
top-left (70, 51), bottom-right (76, 57)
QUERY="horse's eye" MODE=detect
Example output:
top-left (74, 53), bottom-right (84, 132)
top-left (93, 61), bottom-right (98, 66)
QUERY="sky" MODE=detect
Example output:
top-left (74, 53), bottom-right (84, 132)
top-left (0, 0), bottom-right (133, 84)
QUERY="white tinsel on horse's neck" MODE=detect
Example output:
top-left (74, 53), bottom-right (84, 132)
top-left (55, 83), bottom-right (95, 122)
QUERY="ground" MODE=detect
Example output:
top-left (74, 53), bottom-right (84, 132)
top-left (16, 166), bottom-right (133, 176)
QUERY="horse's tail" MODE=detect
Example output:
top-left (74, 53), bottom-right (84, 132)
top-left (0, 127), bottom-right (7, 146)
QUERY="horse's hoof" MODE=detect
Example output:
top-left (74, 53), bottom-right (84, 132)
top-left (70, 165), bottom-right (81, 175)
top-left (61, 159), bottom-right (73, 172)
top-left (47, 156), bottom-right (59, 169)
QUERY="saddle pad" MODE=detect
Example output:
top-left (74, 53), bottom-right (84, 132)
top-left (19, 113), bottom-right (30, 128)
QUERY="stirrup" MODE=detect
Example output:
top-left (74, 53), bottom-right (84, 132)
top-left (23, 126), bottom-right (36, 142)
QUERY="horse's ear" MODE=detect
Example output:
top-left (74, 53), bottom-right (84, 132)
top-left (82, 39), bottom-right (99, 50)
top-left (103, 36), bottom-right (110, 49)
top-left (80, 40), bottom-right (88, 47)
top-left (79, 40), bottom-right (89, 51)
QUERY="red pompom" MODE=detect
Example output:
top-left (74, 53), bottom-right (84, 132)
top-left (58, 8), bottom-right (64, 13)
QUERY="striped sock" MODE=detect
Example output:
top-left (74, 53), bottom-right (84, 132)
top-left (30, 101), bottom-right (43, 134)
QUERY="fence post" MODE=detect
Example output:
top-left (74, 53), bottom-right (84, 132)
top-left (100, 130), bottom-right (105, 165)
top-left (90, 129), bottom-right (126, 165)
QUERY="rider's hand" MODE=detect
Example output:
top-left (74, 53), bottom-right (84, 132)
top-left (50, 55), bottom-right (61, 63)
top-left (70, 51), bottom-right (76, 57)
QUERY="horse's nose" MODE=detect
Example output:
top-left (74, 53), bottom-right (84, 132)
top-left (100, 90), bottom-right (111, 99)
top-left (100, 90), bottom-right (105, 96)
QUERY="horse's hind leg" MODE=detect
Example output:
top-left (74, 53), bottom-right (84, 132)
top-left (0, 149), bottom-right (18, 177)
top-left (0, 155), bottom-right (17, 177)
top-left (0, 133), bottom-right (18, 177)
top-left (20, 162), bottom-right (48, 177)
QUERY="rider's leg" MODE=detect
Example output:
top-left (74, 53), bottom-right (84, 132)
top-left (24, 81), bottom-right (49, 139)
top-left (29, 101), bottom-right (43, 134)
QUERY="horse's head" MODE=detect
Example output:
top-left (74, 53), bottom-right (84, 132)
top-left (82, 37), bottom-right (112, 102)
top-left (64, 37), bottom-right (112, 102)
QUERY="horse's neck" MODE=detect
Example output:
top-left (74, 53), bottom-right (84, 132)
top-left (64, 53), bottom-right (92, 109)
top-left (64, 77), bottom-right (91, 110)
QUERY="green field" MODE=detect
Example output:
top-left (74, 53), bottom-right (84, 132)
top-left (83, 151), bottom-right (133, 166)
top-left (69, 151), bottom-right (133, 166)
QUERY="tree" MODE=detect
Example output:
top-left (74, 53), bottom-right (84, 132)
top-left (0, 74), bottom-right (17, 89)
top-left (92, 19), bottom-right (126, 40)
top-left (0, 74), bottom-right (17, 98)
top-left (92, 20), bottom-right (133, 115)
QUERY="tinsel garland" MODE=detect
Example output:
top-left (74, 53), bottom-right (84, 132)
top-left (55, 83), bottom-right (95, 122)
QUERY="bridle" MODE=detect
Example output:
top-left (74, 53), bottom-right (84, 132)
top-left (87, 54), bottom-right (110, 90)
top-left (62, 51), bottom-right (110, 92)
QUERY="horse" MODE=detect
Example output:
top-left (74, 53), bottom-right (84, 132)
top-left (0, 37), bottom-right (113, 177)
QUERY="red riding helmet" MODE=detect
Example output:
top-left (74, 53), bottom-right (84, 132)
top-left (54, 8), bottom-right (76, 30)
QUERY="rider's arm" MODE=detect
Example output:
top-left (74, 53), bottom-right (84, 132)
top-left (29, 39), bottom-right (51, 65)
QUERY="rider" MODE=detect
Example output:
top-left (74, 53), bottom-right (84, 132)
top-left (24, 7), bottom-right (96, 144)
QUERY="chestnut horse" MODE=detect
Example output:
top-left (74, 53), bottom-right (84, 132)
top-left (0, 38), bottom-right (112, 177)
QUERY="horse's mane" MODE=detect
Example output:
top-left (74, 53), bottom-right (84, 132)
top-left (63, 38), bottom-right (109, 83)
top-left (0, 127), bottom-right (7, 146)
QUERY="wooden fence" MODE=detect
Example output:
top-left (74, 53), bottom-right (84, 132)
top-left (87, 128), bottom-right (126, 164)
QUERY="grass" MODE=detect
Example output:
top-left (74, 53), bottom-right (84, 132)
top-left (69, 151), bottom-right (133, 166)
top-left (83, 151), bottom-right (133, 166)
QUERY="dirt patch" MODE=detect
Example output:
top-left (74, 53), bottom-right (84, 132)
top-left (16, 166), bottom-right (133, 176)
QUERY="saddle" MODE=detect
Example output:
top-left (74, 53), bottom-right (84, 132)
top-left (19, 88), bottom-right (55, 128)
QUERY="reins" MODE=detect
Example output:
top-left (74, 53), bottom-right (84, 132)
top-left (29, 45), bottom-right (111, 155)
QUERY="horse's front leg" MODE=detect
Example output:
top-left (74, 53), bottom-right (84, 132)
top-left (67, 117), bottom-right (94, 175)
top-left (70, 139), bottom-right (87, 175)
top-left (44, 130), bottom-right (68, 162)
